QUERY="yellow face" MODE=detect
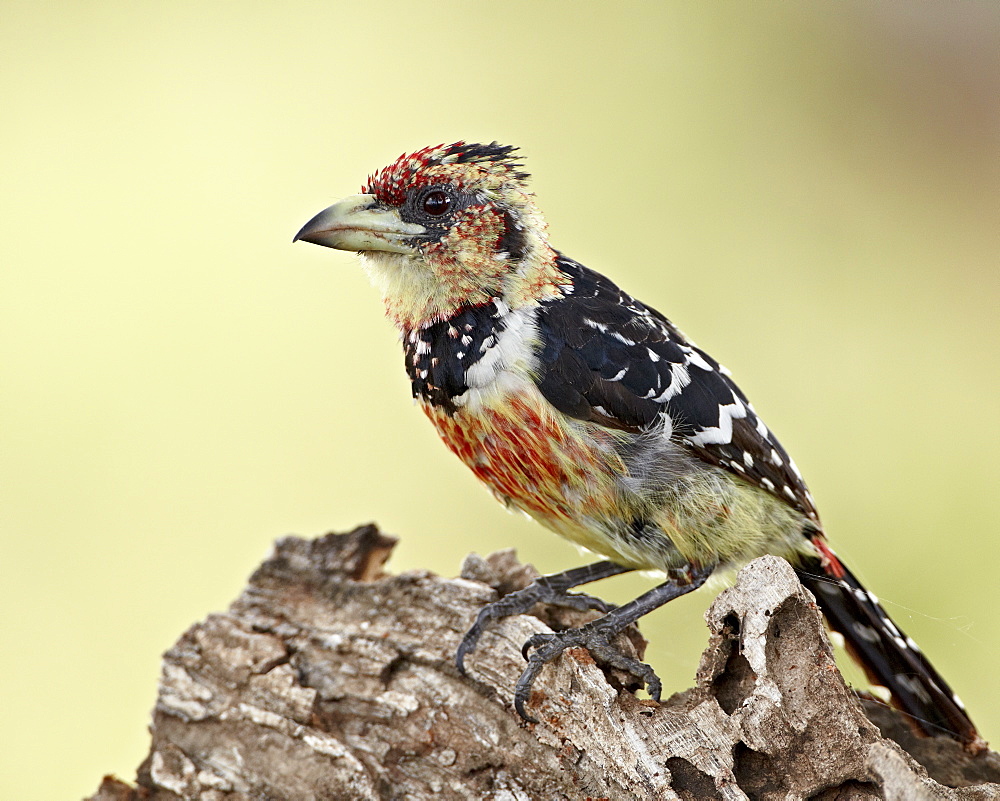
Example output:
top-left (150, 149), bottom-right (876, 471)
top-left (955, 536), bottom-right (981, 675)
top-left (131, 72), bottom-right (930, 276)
top-left (295, 142), bottom-right (563, 329)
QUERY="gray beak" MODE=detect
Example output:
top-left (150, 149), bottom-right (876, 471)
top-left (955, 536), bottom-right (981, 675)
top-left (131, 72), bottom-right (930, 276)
top-left (294, 194), bottom-right (426, 255)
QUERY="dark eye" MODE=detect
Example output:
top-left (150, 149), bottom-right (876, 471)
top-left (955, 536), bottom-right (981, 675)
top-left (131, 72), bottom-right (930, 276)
top-left (422, 189), bottom-right (452, 216)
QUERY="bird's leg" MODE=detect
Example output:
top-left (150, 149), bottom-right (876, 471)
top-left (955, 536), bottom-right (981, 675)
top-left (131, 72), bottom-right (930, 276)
top-left (457, 560), bottom-right (633, 674)
top-left (513, 562), bottom-right (715, 722)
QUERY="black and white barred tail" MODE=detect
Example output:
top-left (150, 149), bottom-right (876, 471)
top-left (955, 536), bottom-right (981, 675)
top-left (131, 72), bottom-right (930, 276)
top-left (795, 555), bottom-right (984, 752)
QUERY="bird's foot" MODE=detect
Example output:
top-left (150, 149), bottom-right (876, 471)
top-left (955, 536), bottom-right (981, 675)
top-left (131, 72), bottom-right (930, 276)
top-left (507, 564), bottom-right (715, 722)
top-left (456, 575), bottom-right (616, 675)
top-left (514, 618), bottom-right (660, 723)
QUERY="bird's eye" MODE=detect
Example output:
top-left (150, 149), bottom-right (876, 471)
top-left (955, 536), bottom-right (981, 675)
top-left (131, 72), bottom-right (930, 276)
top-left (421, 190), bottom-right (452, 216)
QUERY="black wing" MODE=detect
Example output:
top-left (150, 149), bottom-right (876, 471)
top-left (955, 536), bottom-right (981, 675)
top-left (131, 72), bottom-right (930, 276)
top-left (535, 256), bottom-right (818, 523)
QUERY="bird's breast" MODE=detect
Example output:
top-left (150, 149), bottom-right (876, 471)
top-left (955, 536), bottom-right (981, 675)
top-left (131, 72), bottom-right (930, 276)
top-left (420, 385), bottom-right (624, 529)
top-left (406, 300), bottom-right (625, 539)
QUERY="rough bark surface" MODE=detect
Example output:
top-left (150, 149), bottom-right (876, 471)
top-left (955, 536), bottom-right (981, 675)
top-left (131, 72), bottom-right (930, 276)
top-left (89, 526), bottom-right (1000, 800)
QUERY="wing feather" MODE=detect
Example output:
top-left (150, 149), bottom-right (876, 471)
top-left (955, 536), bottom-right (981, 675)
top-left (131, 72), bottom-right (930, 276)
top-left (536, 256), bottom-right (819, 522)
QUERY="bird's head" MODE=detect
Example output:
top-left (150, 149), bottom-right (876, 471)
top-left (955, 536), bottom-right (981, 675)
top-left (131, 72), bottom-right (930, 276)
top-left (295, 142), bottom-right (564, 330)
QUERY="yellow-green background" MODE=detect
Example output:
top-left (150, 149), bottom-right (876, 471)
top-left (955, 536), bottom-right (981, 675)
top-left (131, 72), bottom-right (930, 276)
top-left (3, 3), bottom-right (998, 798)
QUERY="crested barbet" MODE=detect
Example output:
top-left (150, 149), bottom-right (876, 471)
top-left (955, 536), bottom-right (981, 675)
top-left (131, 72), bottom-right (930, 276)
top-left (295, 142), bottom-right (983, 750)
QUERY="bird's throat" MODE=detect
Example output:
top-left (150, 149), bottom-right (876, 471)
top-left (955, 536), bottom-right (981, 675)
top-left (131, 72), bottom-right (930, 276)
top-left (361, 246), bottom-right (566, 331)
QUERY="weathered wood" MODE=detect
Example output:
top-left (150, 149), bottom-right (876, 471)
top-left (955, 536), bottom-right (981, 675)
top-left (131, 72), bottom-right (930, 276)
top-left (88, 526), bottom-right (1000, 800)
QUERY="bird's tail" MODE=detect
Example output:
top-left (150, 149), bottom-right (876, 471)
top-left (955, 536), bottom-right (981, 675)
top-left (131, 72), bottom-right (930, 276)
top-left (794, 550), bottom-right (985, 753)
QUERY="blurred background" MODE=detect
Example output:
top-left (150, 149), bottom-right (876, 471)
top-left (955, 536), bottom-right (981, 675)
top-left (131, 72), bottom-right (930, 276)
top-left (2, 2), bottom-right (998, 797)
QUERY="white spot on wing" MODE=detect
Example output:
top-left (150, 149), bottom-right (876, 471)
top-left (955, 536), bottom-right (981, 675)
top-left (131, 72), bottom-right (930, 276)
top-left (686, 350), bottom-right (714, 371)
top-left (653, 362), bottom-right (691, 403)
top-left (687, 398), bottom-right (747, 446)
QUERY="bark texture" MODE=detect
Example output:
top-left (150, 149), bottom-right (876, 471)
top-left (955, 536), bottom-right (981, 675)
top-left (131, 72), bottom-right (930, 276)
top-left (89, 526), bottom-right (1000, 800)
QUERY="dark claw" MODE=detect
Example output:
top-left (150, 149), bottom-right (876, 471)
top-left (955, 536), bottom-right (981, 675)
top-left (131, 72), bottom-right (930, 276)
top-left (511, 622), bottom-right (662, 722)
top-left (460, 562), bottom-right (712, 724)
top-left (456, 576), bottom-right (616, 674)
top-left (521, 632), bottom-right (553, 661)
top-left (513, 655), bottom-right (547, 723)
top-left (456, 603), bottom-right (497, 675)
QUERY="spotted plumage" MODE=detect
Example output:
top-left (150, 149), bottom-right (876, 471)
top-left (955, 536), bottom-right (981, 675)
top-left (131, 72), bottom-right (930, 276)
top-left (534, 256), bottom-right (819, 524)
top-left (403, 301), bottom-right (508, 414)
top-left (295, 141), bottom-right (984, 750)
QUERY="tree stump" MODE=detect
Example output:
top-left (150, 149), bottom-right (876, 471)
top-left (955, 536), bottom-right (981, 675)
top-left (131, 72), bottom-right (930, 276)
top-left (88, 525), bottom-right (1000, 800)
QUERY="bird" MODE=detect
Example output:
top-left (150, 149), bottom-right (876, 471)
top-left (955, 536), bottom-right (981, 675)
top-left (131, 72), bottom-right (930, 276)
top-left (295, 141), bottom-right (983, 751)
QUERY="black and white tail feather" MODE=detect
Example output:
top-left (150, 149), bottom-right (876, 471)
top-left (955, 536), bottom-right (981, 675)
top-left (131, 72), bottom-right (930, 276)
top-left (796, 555), bottom-right (983, 749)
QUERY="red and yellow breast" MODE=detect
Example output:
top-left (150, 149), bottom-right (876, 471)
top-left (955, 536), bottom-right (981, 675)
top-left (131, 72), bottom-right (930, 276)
top-left (421, 389), bottom-right (624, 531)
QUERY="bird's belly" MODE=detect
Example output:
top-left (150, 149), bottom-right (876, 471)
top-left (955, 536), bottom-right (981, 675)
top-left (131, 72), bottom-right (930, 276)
top-left (420, 383), bottom-right (809, 572)
top-left (420, 389), bottom-right (626, 553)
